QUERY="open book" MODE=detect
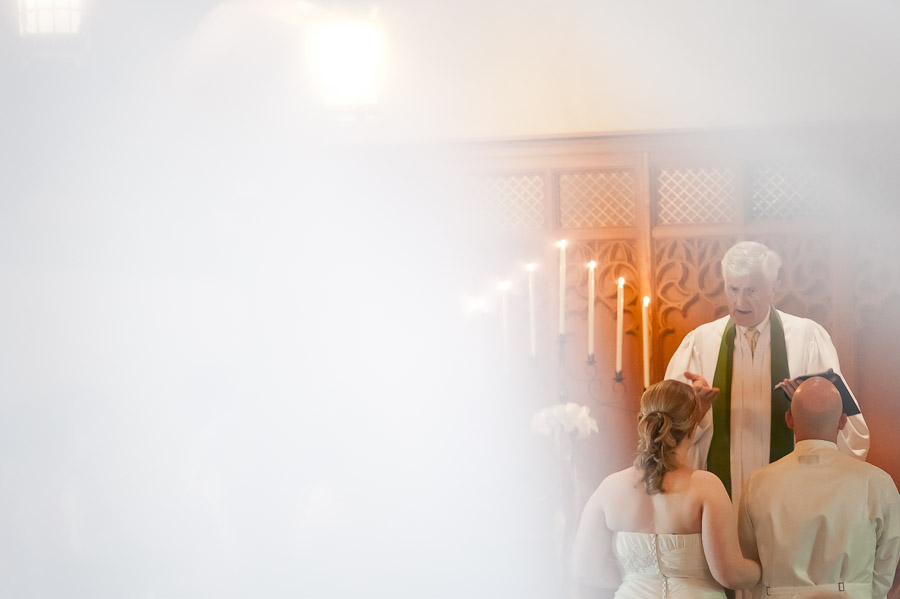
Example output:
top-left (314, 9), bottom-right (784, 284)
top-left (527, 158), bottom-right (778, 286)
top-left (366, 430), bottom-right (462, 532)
top-left (791, 368), bottom-right (860, 416)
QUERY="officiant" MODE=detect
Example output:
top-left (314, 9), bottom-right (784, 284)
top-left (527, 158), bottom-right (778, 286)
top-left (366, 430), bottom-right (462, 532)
top-left (664, 241), bottom-right (869, 508)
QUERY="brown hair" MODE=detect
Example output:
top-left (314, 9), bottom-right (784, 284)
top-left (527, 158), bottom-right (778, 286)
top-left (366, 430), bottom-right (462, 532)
top-left (634, 380), bottom-right (701, 494)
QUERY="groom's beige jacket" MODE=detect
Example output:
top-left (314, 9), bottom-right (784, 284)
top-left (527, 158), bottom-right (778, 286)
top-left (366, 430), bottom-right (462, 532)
top-left (738, 439), bottom-right (900, 599)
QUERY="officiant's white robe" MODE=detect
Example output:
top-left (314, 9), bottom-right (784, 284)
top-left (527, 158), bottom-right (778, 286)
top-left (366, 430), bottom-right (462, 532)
top-left (664, 309), bottom-right (869, 509)
top-left (738, 439), bottom-right (900, 599)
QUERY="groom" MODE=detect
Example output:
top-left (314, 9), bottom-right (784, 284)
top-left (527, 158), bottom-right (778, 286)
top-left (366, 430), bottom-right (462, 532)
top-left (664, 241), bottom-right (869, 509)
top-left (738, 376), bottom-right (900, 599)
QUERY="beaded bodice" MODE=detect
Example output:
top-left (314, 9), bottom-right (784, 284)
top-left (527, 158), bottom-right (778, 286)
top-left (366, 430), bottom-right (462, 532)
top-left (613, 532), bottom-right (722, 599)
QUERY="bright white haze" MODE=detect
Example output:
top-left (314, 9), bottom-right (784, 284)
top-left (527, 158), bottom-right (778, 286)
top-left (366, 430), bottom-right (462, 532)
top-left (2, 1), bottom-right (900, 597)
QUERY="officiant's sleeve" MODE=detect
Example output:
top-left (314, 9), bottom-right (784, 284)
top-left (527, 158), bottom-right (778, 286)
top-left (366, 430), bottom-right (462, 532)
top-left (665, 331), bottom-right (713, 470)
top-left (870, 470), bottom-right (900, 599)
top-left (806, 325), bottom-right (870, 461)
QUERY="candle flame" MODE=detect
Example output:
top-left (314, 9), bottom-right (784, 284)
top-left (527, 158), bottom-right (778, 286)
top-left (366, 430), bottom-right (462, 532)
top-left (525, 263), bottom-right (536, 272)
top-left (588, 261), bottom-right (596, 269)
top-left (643, 296), bottom-right (650, 307)
top-left (617, 277), bottom-right (625, 287)
top-left (558, 240), bottom-right (567, 249)
top-left (498, 281), bottom-right (510, 291)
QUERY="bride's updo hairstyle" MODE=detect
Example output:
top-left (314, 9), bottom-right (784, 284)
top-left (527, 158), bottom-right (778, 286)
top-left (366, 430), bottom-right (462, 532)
top-left (634, 380), bottom-right (700, 494)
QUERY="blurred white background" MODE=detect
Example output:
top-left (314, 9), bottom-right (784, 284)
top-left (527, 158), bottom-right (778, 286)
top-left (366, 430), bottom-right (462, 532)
top-left (1, 1), bottom-right (899, 597)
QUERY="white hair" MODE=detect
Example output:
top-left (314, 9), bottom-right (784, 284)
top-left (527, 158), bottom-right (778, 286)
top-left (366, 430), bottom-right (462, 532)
top-left (721, 241), bottom-right (782, 284)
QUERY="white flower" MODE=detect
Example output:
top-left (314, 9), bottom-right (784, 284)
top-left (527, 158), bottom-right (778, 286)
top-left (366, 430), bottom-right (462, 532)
top-left (531, 402), bottom-right (599, 439)
top-left (573, 405), bottom-right (599, 439)
top-left (530, 409), bottom-right (554, 436)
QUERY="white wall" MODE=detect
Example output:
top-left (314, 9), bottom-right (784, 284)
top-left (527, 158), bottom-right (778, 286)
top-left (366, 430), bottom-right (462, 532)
top-left (152, 0), bottom-right (900, 142)
top-left (386, 0), bottom-right (900, 139)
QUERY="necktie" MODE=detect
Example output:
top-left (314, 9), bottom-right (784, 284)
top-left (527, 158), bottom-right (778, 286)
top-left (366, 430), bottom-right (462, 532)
top-left (745, 326), bottom-right (759, 357)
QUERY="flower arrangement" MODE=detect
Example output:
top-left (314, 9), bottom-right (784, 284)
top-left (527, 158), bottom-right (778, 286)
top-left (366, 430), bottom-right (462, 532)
top-left (531, 402), bottom-right (599, 439)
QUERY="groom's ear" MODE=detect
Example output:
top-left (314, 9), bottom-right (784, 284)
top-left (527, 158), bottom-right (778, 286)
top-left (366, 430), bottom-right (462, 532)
top-left (785, 411), bottom-right (794, 430)
top-left (838, 413), bottom-right (848, 431)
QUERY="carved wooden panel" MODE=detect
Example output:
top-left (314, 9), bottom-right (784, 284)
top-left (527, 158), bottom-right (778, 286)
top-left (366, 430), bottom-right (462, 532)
top-left (853, 236), bottom-right (900, 330)
top-left (566, 240), bottom-right (640, 325)
top-left (560, 239), bottom-right (641, 387)
top-left (749, 165), bottom-right (828, 220)
top-left (558, 170), bottom-right (635, 229)
top-left (853, 235), bottom-right (900, 527)
top-left (560, 239), bottom-right (643, 491)
top-left (753, 235), bottom-right (833, 330)
top-left (654, 237), bottom-right (734, 369)
top-left (476, 173), bottom-right (546, 231)
top-left (656, 168), bottom-right (737, 225)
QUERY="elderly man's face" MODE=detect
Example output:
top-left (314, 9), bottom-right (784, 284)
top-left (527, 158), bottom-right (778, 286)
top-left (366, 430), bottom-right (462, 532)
top-left (723, 268), bottom-right (775, 328)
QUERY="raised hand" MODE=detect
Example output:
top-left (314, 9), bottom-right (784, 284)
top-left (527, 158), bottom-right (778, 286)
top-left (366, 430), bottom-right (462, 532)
top-left (684, 371), bottom-right (719, 415)
top-left (774, 378), bottom-right (800, 399)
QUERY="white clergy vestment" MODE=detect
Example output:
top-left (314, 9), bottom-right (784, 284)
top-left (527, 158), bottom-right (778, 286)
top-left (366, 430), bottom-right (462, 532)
top-left (664, 309), bottom-right (869, 510)
top-left (738, 440), bottom-right (900, 599)
top-left (729, 313), bottom-right (772, 511)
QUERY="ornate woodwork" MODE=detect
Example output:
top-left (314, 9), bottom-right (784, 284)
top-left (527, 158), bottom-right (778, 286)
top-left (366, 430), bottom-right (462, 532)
top-left (559, 170), bottom-right (636, 229)
top-left (656, 167), bottom-right (737, 225)
top-left (475, 172), bottom-right (547, 231)
top-left (472, 126), bottom-right (900, 595)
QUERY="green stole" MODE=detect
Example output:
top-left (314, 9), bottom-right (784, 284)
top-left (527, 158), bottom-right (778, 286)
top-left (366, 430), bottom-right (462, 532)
top-left (709, 307), bottom-right (793, 496)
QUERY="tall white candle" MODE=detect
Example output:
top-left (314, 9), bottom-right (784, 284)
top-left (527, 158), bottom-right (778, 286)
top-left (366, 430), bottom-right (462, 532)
top-left (527, 264), bottom-right (536, 357)
top-left (587, 261), bottom-right (596, 357)
top-left (500, 282), bottom-right (510, 371)
top-left (642, 296), bottom-right (650, 389)
top-left (616, 277), bottom-right (625, 374)
top-left (558, 240), bottom-right (567, 335)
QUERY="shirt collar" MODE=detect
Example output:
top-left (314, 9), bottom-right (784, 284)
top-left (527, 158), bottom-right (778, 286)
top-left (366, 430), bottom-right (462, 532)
top-left (736, 307), bottom-right (772, 336)
top-left (794, 439), bottom-right (839, 452)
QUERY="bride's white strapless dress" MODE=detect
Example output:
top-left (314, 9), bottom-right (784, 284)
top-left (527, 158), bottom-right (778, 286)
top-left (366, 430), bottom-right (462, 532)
top-left (612, 532), bottom-right (726, 599)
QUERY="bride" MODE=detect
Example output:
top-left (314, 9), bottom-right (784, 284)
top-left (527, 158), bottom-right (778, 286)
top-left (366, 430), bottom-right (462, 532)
top-left (572, 380), bottom-right (760, 598)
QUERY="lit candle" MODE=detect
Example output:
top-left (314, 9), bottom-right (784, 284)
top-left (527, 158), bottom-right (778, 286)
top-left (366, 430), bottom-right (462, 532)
top-left (526, 264), bottom-right (536, 357)
top-left (587, 261), bottom-right (596, 358)
top-left (558, 240), bottom-right (567, 335)
top-left (616, 277), bottom-right (625, 374)
top-left (642, 296), bottom-right (650, 388)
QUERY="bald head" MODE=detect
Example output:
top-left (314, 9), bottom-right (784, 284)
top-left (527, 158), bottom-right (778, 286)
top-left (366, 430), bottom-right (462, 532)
top-left (786, 377), bottom-right (847, 443)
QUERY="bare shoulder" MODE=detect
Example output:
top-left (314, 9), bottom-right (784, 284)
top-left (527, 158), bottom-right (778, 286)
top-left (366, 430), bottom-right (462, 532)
top-left (597, 467), bottom-right (640, 497)
top-left (689, 469), bottom-right (727, 495)
top-left (601, 466), bottom-right (639, 491)
top-left (581, 466), bottom-right (638, 515)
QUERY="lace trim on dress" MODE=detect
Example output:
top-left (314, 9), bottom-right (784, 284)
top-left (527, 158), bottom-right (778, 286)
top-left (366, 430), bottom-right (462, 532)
top-left (617, 535), bottom-right (658, 574)
top-left (616, 533), bottom-right (670, 599)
